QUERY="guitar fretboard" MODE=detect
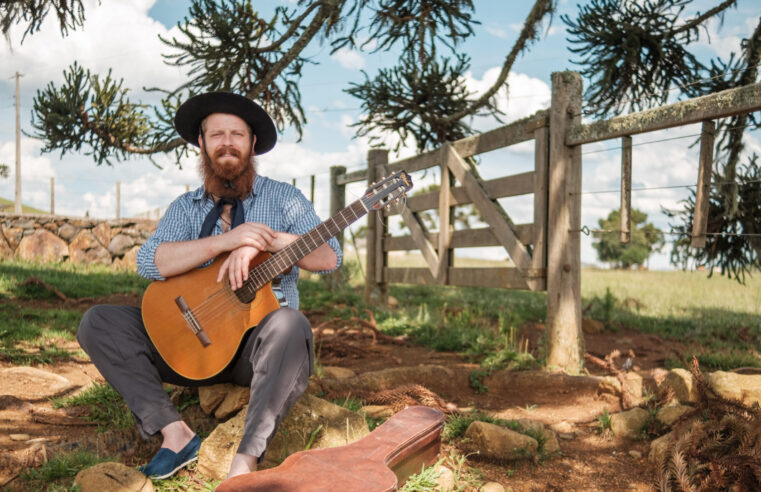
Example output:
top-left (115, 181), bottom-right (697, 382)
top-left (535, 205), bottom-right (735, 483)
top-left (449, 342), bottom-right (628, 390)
top-left (242, 199), bottom-right (367, 292)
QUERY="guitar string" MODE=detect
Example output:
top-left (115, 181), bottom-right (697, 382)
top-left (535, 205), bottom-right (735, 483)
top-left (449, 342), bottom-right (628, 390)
top-left (190, 205), bottom-right (361, 322)
top-left (179, 197), bottom-right (372, 324)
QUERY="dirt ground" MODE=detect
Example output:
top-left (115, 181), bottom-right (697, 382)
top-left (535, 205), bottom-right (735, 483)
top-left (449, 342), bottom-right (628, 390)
top-left (0, 293), bottom-right (684, 491)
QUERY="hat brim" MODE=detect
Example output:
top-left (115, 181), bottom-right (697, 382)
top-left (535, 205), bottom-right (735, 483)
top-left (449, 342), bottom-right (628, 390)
top-left (174, 92), bottom-right (277, 155)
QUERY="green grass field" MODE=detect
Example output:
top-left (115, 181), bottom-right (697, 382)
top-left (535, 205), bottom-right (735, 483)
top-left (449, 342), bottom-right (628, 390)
top-left (0, 196), bottom-right (48, 214)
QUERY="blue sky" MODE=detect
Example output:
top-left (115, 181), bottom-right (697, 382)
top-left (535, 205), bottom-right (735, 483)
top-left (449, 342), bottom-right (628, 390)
top-left (0, 0), bottom-right (759, 269)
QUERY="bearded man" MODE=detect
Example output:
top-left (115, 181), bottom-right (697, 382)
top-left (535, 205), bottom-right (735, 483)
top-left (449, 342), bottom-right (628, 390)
top-left (77, 92), bottom-right (341, 480)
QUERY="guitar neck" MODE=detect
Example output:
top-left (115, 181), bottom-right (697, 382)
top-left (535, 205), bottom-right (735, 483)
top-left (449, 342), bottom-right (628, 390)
top-left (245, 199), bottom-right (368, 290)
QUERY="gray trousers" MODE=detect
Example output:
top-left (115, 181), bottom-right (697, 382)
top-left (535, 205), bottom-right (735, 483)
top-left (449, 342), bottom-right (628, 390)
top-left (77, 305), bottom-right (313, 458)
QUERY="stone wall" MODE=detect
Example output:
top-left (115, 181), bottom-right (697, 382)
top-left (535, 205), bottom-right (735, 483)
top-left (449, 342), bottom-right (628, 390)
top-left (0, 214), bottom-right (157, 271)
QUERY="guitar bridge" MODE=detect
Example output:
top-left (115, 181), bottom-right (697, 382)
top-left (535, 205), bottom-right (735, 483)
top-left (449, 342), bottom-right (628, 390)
top-left (174, 296), bottom-right (211, 347)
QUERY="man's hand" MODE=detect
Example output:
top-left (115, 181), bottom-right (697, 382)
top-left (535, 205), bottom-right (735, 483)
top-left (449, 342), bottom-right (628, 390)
top-left (221, 222), bottom-right (276, 252)
top-left (217, 245), bottom-right (261, 289)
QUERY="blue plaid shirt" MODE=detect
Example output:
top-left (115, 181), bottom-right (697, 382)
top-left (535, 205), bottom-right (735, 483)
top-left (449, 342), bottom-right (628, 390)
top-left (137, 175), bottom-right (342, 310)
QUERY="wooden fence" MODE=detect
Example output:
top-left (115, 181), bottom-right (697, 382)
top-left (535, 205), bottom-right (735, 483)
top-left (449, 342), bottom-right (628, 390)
top-left (329, 72), bottom-right (761, 371)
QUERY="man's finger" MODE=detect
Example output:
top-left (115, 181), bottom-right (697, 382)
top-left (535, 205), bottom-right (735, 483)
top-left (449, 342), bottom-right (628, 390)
top-left (217, 257), bottom-right (231, 283)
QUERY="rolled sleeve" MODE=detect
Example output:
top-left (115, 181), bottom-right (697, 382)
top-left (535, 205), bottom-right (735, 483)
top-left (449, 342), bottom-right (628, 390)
top-left (282, 190), bottom-right (343, 274)
top-left (137, 197), bottom-right (195, 280)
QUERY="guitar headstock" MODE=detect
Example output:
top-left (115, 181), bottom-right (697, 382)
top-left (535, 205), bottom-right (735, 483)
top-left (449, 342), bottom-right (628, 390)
top-left (362, 171), bottom-right (413, 210)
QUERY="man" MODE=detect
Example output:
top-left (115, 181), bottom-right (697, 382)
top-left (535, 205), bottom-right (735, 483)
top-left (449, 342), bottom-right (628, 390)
top-left (77, 92), bottom-right (341, 480)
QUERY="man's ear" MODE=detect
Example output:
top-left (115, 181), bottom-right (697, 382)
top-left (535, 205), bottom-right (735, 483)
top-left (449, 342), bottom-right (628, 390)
top-left (198, 133), bottom-right (204, 149)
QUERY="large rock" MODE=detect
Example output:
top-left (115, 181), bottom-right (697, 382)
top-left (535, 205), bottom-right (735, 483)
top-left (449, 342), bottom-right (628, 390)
top-left (610, 407), bottom-right (650, 439)
top-left (656, 404), bottom-right (692, 426)
top-left (659, 369), bottom-right (698, 403)
top-left (74, 462), bottom-right (153, 492)
top-left (649, 431), bottom-right (674, 464)
top-left (57, 223), bottom-right (79, 241)
top-left (69, 230), bottom-right (112, 265)
top-left (461, 421), bottom-right (538, 460)
top-left (0, 367), bottom-right (77, 400)
top-left (113, 245), bottom-right (140, 271)
top-left (321, 366), bottom-right (357, 379)
top-left (198, 384), bottom-right (249, 419)
top-left (109, 234), bottom-right (136, 256)
top-left (1, 225), bottom-right (23, 250)
top-left (320, 365), bottom-right (465, 395)
top-left (16, 229), bottom-right (68, 262)
top-left (708, 371), bottom-right (761, 407)
top-left (197, 393), bottom-right (370, 480)
top-left (0, 235), bottom-right (13, 259)
top-left (92, 222), bottom-right (112, 247)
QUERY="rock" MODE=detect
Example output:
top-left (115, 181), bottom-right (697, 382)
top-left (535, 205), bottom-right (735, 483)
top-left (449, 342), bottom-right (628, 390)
top-left (482, 482), bottom-right (506, 492)
top-left (0, 235), bottom-right (13, 259)
top-left (598, 372), bottom-right (643, 404)
top-left (629, 450), bottom-right (643, 459)
top-left (462, 421), bottom-right (538, 460)
top-left (16, 229), bottom-right (68, 262)
top-left (108, 234), bottom-right (136, 256)
top-left (582, 318), bottom-right (605, 334)
top-left (74, 462), bottom-right (153, 492)
top-left (197, 393), bottom-right (370, 480)
top-left (57, 223), bottom-right (79, 241)
top-left (387, 296), bottom-right (399, 308)
top-left (198, 384), bottom-right (249, 418)
top-left (659, 369), bottom-right (698, 403)
top-left (648, 431), bottom-right (674, 464)
top-left (10, 434), bottom-right (30, 441)
top-left (516, 419), bottom-right (545, 434)
top-left (92, 222), bottom-right (112, 247)
top-left (69, 230), bottom-right (112, 265)
top-left (321, 366), bottom-right (357, 379)
top-left (656, 404), bottom-right (692, 426)
top-left (550, 421), bottom-right (574, 434)
top-left (0, 367), bottom-right (77, 400)
top-left (707, 371), bottom-right (761, 407)
top-left (434, 465), bottom-right (455, 491)
top-left (1, 225), bottom-right (23, 250)
top-left (321, 365), bottom-right (465, 396)
top-left (542, 429), bottom-right (561, 454)
top-left (121, 245), bottom-right (141, 271)
top-left (610, 407), bottom-right (649, 439)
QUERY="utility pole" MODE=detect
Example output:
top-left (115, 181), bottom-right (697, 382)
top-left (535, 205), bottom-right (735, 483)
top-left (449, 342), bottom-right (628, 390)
top-left (116, 181), bottom-right (121, 219)
top-left (14, 72), bottom-right (23, 214)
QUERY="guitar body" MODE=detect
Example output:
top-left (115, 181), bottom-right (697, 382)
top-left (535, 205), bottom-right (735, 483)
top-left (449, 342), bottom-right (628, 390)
top-left (141, 252), bottom-right (281, 380)
top-left (216, 405), bottom-right (445, 492)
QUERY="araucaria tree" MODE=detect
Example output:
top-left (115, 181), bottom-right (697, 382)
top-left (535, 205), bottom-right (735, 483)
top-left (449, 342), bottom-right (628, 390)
top-left (0, 0), bottom-right (556, 166)
top-left (562, 0), bottom-right (760, 280)
top-left (592, 209), bottom-right (664, 269)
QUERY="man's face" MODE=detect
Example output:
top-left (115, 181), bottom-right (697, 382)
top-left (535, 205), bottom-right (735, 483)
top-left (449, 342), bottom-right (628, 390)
top-left (199, 113), bottom-right (256, 179)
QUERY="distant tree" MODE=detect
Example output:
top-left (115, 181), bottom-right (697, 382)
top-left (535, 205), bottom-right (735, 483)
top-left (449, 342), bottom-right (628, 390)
top-left (592, 208), bottom-right (664, 269)
top-left (562, 0), bottom-right (760, 278)
top-left (0, 0), bottom-right (557, 167)
top-left (0, 163), bottom-right (8, 178)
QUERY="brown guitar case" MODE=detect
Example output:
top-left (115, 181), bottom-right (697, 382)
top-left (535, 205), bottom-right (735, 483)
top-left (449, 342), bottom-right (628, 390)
top-left (216, 405), bottom-right (445, 492)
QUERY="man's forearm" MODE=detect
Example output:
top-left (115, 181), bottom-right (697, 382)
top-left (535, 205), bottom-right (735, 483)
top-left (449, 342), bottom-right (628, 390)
top-left (154, 236), bottom-right (225, 278)
top-left (274, 232), bottom-right (338, 272)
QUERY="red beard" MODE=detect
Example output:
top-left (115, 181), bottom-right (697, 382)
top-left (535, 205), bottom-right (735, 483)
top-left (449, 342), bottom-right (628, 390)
top-left (199, 146), bottom-right (256, 199)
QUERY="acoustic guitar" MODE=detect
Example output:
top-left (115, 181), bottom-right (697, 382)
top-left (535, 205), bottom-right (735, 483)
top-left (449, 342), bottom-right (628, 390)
top-left (141, 171), bottom-right (412, 380)
top-left (216, 405), bottom-right (445, 492)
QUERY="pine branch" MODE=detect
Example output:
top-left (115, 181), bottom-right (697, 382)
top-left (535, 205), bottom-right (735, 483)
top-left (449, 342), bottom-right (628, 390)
top-left (437, 0), bottom-right (554, 126)
top-left (672, 0), bottom-right (737, 35)
top-left (0, 0), bottom-right (90, 41)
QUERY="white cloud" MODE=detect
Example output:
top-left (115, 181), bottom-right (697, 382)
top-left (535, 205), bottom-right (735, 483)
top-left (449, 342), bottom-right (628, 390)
top-left (485, 26), bottom-right (509, 39)
top-left (0, 0), bottom-right (185, 95)
top-left (331, 48), bottom-right (365, 70)
top-left (695, 17), bottom-right (743, 59)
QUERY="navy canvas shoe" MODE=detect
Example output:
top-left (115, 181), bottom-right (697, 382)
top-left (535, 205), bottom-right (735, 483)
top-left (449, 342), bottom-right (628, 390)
top-left (139, 435), bottom-right (201, 480)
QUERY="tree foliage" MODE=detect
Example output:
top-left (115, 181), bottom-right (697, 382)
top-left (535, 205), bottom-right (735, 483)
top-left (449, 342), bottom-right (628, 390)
top-left (0, 0), bottom-right (89, 41)
top-left (592, 208), bottom-right (664, 269)
top-left (563, 0), bottom-right (761, 277)
top-left (664, 156), bottom-right (761, 283)
top-left (6, 0), bottom-right (557, 165)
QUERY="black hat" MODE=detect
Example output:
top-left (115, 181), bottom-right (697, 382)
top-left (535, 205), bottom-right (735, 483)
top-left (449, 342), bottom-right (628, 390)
top-left (174, 92), bottom-right (277, 154)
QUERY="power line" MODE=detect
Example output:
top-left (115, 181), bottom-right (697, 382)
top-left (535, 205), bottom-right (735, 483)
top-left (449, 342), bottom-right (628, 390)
top-left (574, 178), bottom-right (761, 196)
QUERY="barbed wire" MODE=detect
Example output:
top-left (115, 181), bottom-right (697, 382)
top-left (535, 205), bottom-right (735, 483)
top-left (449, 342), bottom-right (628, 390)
top-left (574, 225), bottom-right (761, 238)
top-left (572, 178), bottom-right (761, 196)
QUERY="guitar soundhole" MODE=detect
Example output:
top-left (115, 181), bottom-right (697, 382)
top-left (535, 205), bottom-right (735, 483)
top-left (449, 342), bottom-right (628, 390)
top-left (234, 286), bottom-right (256, 304)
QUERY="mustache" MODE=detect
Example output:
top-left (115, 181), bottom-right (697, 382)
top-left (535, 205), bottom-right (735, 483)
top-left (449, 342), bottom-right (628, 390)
top-left (213, 145), bottom-right (242, 158)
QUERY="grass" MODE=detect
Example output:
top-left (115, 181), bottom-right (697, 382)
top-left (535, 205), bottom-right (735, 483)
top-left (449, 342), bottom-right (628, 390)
top-left (0, 303), bottom-right (84, 364)
top-left (52, 382), bottom-right (135, 431)
top-left (0, 196), bottom-right (48, 215)
top-left (17, 450), bottom-right (112, 492)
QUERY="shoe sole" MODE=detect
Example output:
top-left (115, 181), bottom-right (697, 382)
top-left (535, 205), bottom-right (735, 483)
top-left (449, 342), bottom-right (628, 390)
top-left (149, 455), bottom-right (198, 480)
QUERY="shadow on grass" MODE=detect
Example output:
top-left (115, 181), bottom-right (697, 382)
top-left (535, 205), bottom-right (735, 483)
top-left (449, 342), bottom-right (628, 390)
top-left (0, 261), bottom-right (150, 300)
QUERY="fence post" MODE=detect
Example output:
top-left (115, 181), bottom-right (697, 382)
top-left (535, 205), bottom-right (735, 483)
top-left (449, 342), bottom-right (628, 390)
top-left (546, 71), bottom-right (584, 373)
top-left (530, 124), bottom-right (549, 291)
top-left (620, 136), bottom-right (632, 243)
top-left (364, 149), bottom-right (388, 305)
top-left (116, 181), bottom-right (121, 219)
top-left (326, 166), bottom-right (347, 290)
top-left (50, 177), bottom-right (55, 215)
top-left (691, 120), bottom-right (715, 248)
